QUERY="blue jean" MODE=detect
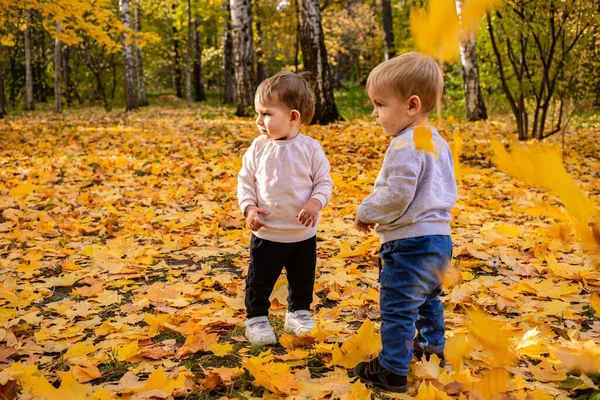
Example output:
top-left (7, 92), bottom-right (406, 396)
top-left (378, 235), bottom-right (452, 376)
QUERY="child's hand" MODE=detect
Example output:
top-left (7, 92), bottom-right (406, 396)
top-left (297, 198), bottom-right (322, 227)
top-left (245, 206), bottom-right (269, 231)
top-left (355, 216), bottom-right (374, 234)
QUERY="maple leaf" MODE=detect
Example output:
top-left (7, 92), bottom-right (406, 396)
top-left (241, 350), bottom-right (299, 395)
top-left (410, 0), bottom-right (460, 61)
top-left (413, 125), bottom-right (439, 157)
top-left (445, 333), bottom-right (472, 372)
top-left (415, 381), bottom-right (452, 399)
top-left (464, 308), bottom-right (516, 367)
top-left (330, 319), bottom-right (381, 368)
top-left (465, 368), bottom-right (510, 399)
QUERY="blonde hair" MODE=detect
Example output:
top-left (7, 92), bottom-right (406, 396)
top-left (255, 71), bottom-right (316, 125)
top-left (366, 52), bottom-right (443, 113)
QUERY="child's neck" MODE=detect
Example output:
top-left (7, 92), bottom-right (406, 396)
top-left (276, 127), bottom-right (300, 140)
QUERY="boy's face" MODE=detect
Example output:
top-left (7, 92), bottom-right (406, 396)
top-left (367, 86), bottom-right (414, 136)
top-left (254, 96), bottom-right (300, 141)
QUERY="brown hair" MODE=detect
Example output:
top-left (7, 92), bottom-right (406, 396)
top-left (255, 71), bottom-right (316, 125)
top-left (366, 52), bottom-right (444, 113)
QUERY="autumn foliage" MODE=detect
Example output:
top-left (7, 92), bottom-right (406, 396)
top-left (0, 107), bottom-right (599, 398)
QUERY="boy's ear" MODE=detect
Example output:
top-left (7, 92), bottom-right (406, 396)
top-left (407, 95), bottom-right (422, 116)
top-left (289, 109), bottom-right (301, 123)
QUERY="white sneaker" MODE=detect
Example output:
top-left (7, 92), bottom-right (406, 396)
top-left (284, 310), bottom-right (316, 336)
top-left (245, 316), bottom-right (277, 345)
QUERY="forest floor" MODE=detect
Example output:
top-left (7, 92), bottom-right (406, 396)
top-left (0, 104), bottom-right (599, 399)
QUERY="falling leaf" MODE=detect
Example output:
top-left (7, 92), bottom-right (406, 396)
top-left (413, 125), bottom-right (439, 157)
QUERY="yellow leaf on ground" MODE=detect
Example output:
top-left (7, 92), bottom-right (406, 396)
top-left (64, 343), bottom-right (98, 358)
top-left (330, 319), bottom-right (381, 368)
top-left (208, 343), bottom-right (233, 357)
top-left (466, 368), bottom-right (510, 399)
top-left (590, 292), bottom-right (600, 314)
top-left (242, 350), bottom-right (298, 396)
top-left (415, 381), bottom-right (451, 399)
top-left (116, 341), bottom-right (139, 361)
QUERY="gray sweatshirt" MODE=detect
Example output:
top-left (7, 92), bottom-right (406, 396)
top-left (356, 125), bottom-right (457, 244)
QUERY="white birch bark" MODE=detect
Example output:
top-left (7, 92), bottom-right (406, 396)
top-left (230, 0), bottom-right (255, 116)
top-left (120, 0), bottom-right (138, 111)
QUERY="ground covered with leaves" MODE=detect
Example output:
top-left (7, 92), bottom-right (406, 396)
top-left (0, 105), bottom-right (599, 399)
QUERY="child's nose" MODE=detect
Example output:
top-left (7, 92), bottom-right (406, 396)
top-left (372, 109), bottom-right (378, 117)
top-left (256, 115), bottom-right (263, 125)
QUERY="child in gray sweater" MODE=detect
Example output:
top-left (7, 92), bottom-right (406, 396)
top-left (354, 52), bottom-right (458, 393)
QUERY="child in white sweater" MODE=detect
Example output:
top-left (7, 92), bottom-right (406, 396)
top-left (237, 71), bottom-right (333, 345)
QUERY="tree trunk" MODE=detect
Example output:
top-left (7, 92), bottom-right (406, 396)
top-left (455, 0), bottom-right (486, 121)
top-left (120, 0), bottom-right (138, 111)
top-left (39, 25), bottom-right (48, 103)
top-left (296, 0), bottom-right (340, 124)
top-left (255, 0), bottom-right (265, 84)
top-left (230, 0), bottom-right (255, 116)
top-left (193, 18), bottom-right (207, 101)
top-left (459, 32), bottom-right (487, 121)
top-left (54, 21), bottom-right (62, 113)
top-left (24, 10), bottom-right (34, 111)
top-left (173, 26), bottom-right (183, 98)
top-left (9, 45), bottom-right (17, 108)
top-left (381, 0), bottom-right (395, 60)
top-left (63, 46), bottom-right (73, 106)
top-left (185, 0), bottom-right (193, 107)
top-left (222, 1), bottom-right (236, 104)
top-left (0, 50), bottom-right (5, 118)
top-left (133, 0), bottom-right (148, 106)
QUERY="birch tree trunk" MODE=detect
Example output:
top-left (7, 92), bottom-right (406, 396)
top-left (230, 0), bottom-right (255, 116)
top-left (296, 0), bottom-right (340, 124)
top-left (54, 21), bottom-right (62, 113)
top-left (185, 0), bottom-right (193, 107)
top-left (0, 50), bottom-right (5, 118)
top-left (222, 1), bottom-right (236, 104)
top-left (24, 10), bottom-right (34, 111)
top-left (381, 0), bottom-right (395, 60)
top-left (193, 18), bottom-right (207, 101)
top-left (455, 0), bottom-right (487, 121)
top-left (133, 0), bottom-right (148, 106)
top-left (255, 0), bottom-right (265, 84)
top-left (120, 0), bottom-right (138, 111)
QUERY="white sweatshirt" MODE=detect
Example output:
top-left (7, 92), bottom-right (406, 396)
top-left (238, 133), bottom-right (333, 243)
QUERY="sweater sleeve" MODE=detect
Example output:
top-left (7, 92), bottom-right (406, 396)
top-left (237, 141), bottom-right (258, 216)
top-left (310, 142), bottom-right (333, 209)
top-left (356, 143), bottom-right (421, 225)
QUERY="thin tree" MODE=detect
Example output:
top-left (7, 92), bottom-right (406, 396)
top-left (185, 0), bottom-right (193, 107)
top-left (455, 0), bottom-right (487, 121)
top-left (24, 10), bottom-right (34, 111)
top-left (193, 17), bottom-right (206, 101)
top-left (222, 1), bottom-right (236, 104)
top-left (230, 0), bottom-right (255, 116)
top-left (381, 0), bottom-right (395, 60)
top-left (133, 0), bottom-right (148, 106)
top-left (296, 0), bottom-right (340, 124)
top-left (255, 0), bottom-right (265, 84)
top-left (0, 49), bottom-right (5, 118)
top-left (54, 21), bottom-right (62, 113)
top-left (120, 0), bottom-right (138, 111)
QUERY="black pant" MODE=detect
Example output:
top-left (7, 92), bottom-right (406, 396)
top-left (245, 234), bottom-right (317, 319)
